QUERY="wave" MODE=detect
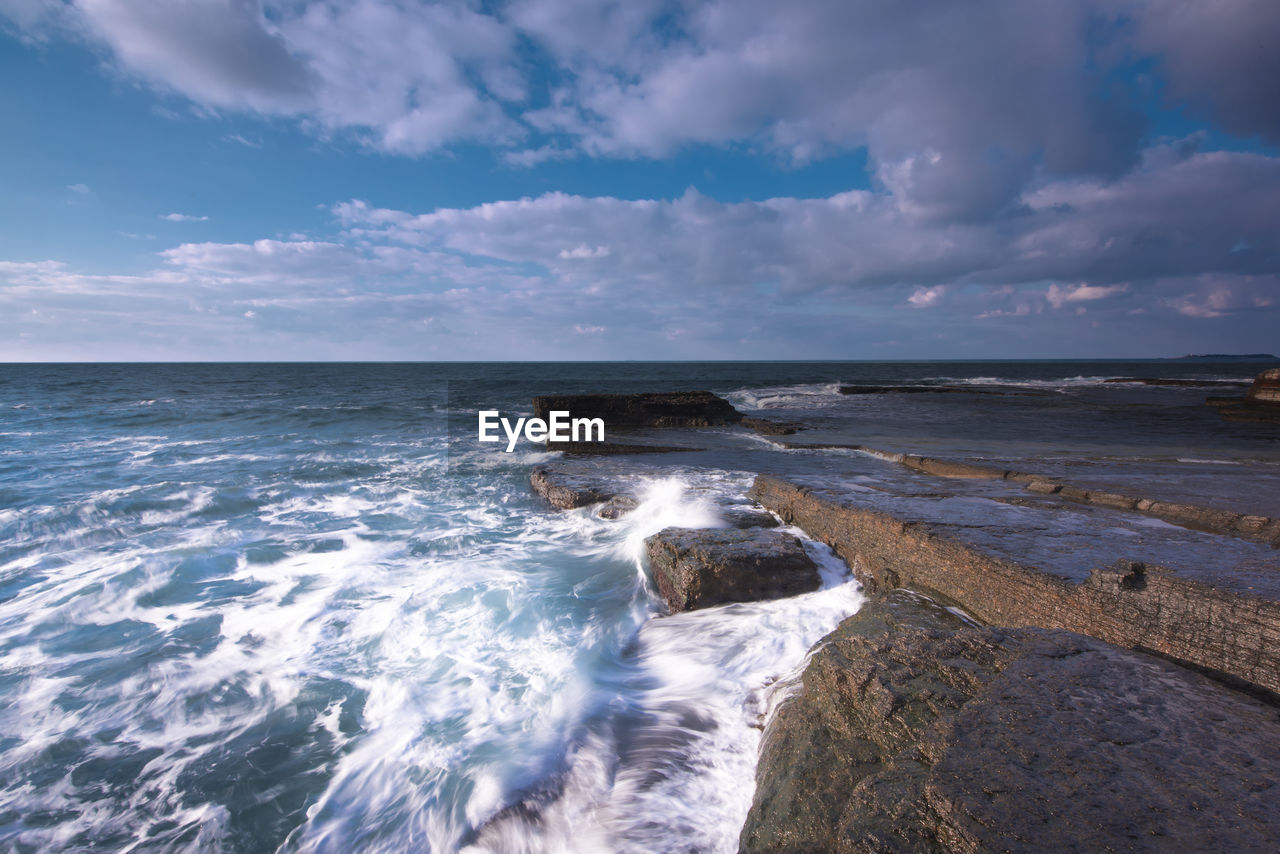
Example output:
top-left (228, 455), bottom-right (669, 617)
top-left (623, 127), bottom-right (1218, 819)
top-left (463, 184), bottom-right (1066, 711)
top-left (723, 382), bottom-right (843, 411)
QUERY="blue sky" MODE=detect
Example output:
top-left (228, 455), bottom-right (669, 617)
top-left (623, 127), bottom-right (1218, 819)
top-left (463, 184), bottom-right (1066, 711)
top-left (1, 0), bottom-right (1277, 360)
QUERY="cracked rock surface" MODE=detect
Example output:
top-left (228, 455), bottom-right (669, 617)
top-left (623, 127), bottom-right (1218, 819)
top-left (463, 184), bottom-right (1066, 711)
top-left (740, 591), bottom-right (1280, 853)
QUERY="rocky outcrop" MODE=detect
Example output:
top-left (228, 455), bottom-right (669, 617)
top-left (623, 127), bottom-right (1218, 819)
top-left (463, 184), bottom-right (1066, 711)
top-left (740, 416), bottom-right (803, 436)
top-left (778, 443), bottom-right (1280, 544)
top-left (1104, 376), bottom-right (1249, 387)
top-left (749, 474), bottom-right (1280, 694)
top-left (741, 592), bottom-right (1280, 854)
top-left (530, 465), bottom-right (626, 509)
top-left (1251, 367), bottom-right (1280, 403)
top-left (530, 391), bottom-right (743, 428)
top-left (1207, 368), bottom-right (1280, 422)
top-left (644, 527), bottom-right (820, 612)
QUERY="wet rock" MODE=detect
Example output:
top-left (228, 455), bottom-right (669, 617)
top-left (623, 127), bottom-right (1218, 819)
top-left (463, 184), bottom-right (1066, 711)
top-left (740, 417), bottom-right (804, 436)
top-left (530, 465), bottom-right (625, 509)
top-left (531, 391), bottom-right (743, 428)
top-left (1207, 368), bottom-right (1280, 422)
top-left (741, 592), bottom-right (1280, 854)
top-left (1249, 367), bottom-right (1280, 403)
top-left (596, 496), bottom-right (639, 519)
top-left (722, 507), bottom-right (780, 529)
top-left (749, 474), bottom-right (1280, 693)
top-left (1104, 377), bottom-right (1249, 387)
top-left (644, 527), bottom-right (820, 613)
top-left (899, 454), bottom-right (1008, 480)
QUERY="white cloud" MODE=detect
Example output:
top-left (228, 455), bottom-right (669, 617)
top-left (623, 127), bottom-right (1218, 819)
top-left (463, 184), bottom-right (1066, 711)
top-left (67, 183), bottom-right (91, 194)
top-left (5, 0), bottom-right (1277, 185)
top-left (5, 144), bottom-right (1280, 359)
top-left (557, 244), bottom-right (610, 259)
top-left (1045, 282), bottom-right (1128, 310)
top-left (161, 213), bottom-right (209, 222)
top-left (907, 286), bottom-right (944, 308)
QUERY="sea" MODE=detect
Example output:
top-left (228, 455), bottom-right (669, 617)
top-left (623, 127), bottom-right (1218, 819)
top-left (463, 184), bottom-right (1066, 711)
top-left (2, 360), bottom-right (1278, 853)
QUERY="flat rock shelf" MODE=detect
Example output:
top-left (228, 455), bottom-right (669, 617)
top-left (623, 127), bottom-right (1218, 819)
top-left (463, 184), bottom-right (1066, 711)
top-left (525, 386), bottom-right (1280, 854)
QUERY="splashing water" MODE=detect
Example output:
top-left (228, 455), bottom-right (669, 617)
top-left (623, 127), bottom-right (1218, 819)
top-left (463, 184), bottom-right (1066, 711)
top-left (0, 368), bottom-right (863, 853)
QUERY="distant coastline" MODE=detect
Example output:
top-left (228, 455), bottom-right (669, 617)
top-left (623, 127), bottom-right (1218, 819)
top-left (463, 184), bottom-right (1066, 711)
top-left (1173, 353), bottom-right (1278, 360)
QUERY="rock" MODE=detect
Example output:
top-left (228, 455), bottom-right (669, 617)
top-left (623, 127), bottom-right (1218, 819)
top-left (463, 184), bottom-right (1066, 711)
top-left (741, 592), bottom-right (1280, 854)
top-left (596, 496), bottom-right (639, 519)
top-left (721, 507), bottom-right (780, 529)
top-left (748, 474), bottom-right (1280, 693)
top-left (530, 391), bottom-right (743, 428)
top-left (530, 465), bottom-right (625, 509)
top-left (740, 416), bottom-right (803, 436)
top-left (1206, 368), bottom-right (1280, 422)
top-left (644, 527), bottom-right (821, 612)
top-left (1248, 367), bottom-right (1280, 404)
top-left (1103, 377), bottom-right (1249, 387)
top-left (899, 454), bottom-right (1007, 479)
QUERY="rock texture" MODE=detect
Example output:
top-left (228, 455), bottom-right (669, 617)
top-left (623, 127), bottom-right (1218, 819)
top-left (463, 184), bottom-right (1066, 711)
top-left (644, 527), bottom-right (820, 612)
top-left (749, 474), bottom-right (1280, 694)
top-left (530, 465), bottom-right (625, 509)
top-left (740, 416), bottom-right (804, 436)
top-left (531, 391), bottom-right (743, 428)
top-left (776, 444), bottom-right (1280, 544)
top-left (741, 592), bottom-right (1280, 854)
top-left (1208, 368), bottom-right (1280, 423)
top-left (1252, 367), bottom-right (1280, 403)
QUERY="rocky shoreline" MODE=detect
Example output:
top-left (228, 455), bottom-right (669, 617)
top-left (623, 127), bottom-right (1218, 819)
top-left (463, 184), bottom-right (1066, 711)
top-left (526, 379), bottom-right (1280, 852)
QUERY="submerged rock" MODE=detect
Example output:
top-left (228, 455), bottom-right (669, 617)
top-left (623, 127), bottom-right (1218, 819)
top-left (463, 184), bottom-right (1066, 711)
top-left (741, 591), bottom-right (1280, 853)
top-left (531, 390), bottom-right (744, 428)
top-left (740, 416), bottom-right (804, 436)
top-left (644, 527), bottom-right (820, 612)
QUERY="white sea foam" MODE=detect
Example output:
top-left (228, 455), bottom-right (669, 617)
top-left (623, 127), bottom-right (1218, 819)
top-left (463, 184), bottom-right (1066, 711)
top-left (724, 382), bottom-right (843, 411)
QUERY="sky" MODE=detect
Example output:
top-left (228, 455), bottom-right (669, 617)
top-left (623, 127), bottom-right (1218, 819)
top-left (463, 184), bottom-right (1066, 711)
top-left (1, 0), bottom-right (1278, 361)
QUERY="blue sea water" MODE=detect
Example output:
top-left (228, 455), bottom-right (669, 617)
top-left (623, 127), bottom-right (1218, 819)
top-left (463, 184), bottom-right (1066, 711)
top-left (1, 361), bottom-right (1277, 852)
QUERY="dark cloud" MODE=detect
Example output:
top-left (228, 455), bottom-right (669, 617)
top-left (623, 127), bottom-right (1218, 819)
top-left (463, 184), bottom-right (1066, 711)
top-left (1132, 0), bottom-right (1280, 144)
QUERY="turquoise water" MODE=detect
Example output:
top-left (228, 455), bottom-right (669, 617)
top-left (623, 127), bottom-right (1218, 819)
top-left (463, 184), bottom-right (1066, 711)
top-left (1, 361), bottom-right (1276, 852)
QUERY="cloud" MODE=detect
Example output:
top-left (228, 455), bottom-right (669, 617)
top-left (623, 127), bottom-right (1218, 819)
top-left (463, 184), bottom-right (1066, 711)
top-left (77, 0), bottom-right (314, 112)
top-left (1045, 283), bottom-right (1128, 310)
top-left (1167, 276), bottom-right (1276, 318)
top-left (67, 183), bottom-right (91, 194)
top-left (5, 0), bottom-right (1278, 184)
top-left (1131, 0), bottom-right (1280, 145)
top-left (557, 244), bottom-right (610, 260)
top-left (5, 140), bottom-right (1280, 360)
top-left (161, 213), bottom-right (210, 222)
top-left (337, 146), bottom-right (1280, 298)
top-left (907, 287), bottom-right (944, 308)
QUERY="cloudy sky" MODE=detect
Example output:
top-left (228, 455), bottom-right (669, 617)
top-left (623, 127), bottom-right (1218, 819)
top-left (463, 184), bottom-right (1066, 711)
top-left (2, 0), bottom-right (1277, 360)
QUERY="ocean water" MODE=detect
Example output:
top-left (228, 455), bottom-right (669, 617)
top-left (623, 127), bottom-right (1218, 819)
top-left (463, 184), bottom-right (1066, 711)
top-left (1, 361), bottom-right (1277, 853)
